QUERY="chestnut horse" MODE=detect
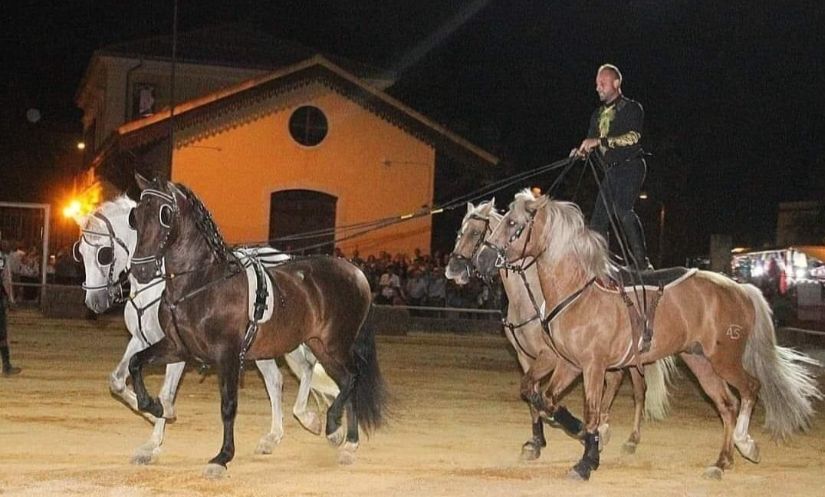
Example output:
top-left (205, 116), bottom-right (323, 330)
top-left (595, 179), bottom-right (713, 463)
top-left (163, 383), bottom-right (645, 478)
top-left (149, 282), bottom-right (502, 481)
top-left (446, 199), bottom-right (677, 459)
top-left (476, 190), bottom-right (821, 480)
top-left (127, 176), bottom-right (386, 477)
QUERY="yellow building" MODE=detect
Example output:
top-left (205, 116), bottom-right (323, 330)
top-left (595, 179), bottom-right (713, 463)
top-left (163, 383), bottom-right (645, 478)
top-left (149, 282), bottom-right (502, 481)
top-left (77, 27), bottom-right (498, 256)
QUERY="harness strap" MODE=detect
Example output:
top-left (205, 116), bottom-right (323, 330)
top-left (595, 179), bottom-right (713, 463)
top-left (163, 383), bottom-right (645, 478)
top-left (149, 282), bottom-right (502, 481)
top-left (239, 260), bottom-right (269, 372)
top-left (502, 317), bottom-right (539, 361)
top-left (644, 282), bottom-right (665, 350)
top-left (541, 277), bottom-right (597, 331)
top-left (618, 281), bottom-right (664, 371)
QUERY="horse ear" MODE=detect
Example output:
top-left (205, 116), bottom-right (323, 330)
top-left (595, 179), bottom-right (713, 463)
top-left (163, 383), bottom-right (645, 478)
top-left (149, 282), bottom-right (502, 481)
top-left (466, 202), bottom-right (474, 214)
top-left (134, 172), bottom-right (152, 191)
top-left (72, 213), bottom-right (89, 228)
top-left (168, 182), bottom-right (185, 200)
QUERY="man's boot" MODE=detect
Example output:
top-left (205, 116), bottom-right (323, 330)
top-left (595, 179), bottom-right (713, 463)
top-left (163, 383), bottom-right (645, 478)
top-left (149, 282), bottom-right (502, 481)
top-left (622, 212), bottom-right (652, 270)
top-left (1, 345), bottom-right (21, 376)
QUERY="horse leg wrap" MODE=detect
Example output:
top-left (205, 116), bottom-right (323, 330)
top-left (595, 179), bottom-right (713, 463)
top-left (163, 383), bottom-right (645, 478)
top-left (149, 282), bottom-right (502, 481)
top-left (553, 406), bottom-right (584, 435)
top-left (528, 391), bottom-right (549, 414)
top-left (571, 432), bottom-right (601, 480)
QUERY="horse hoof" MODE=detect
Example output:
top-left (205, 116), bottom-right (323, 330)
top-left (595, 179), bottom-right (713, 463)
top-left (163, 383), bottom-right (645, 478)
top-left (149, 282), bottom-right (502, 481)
top-left (735, 438), bottom-right (760, 464)
top-left (326, 426), bottom-right (345, 447)
top-left (566, 466), bottom-right (590, 481)
top-left (296, 412), bottom-right (323, 435)
top-left (338, 441), bottom-right (359, 465)
top-left (255, 432), bottom-right (283, 455)
top-left (702, 466), bottom-right (723, 480)
top-left (621, 441), bottom-right (637, 455)
top-left (130, 446), bottom-right (157, 465)
top-left (520, 442), bottom-right (541, 461)
top-left (203, 463), bottom-right (227, 479)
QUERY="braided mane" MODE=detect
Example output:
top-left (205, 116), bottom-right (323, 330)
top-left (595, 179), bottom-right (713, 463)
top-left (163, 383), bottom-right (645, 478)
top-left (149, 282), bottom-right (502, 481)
top-left (174, 183), bottom-right (237, 264)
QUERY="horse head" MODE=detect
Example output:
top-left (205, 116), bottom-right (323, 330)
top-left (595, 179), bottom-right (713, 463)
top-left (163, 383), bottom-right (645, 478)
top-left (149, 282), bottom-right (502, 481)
top-left (446, 199), bottom-right (499, 285)
top-left (73, 195), bottom-right (137, 313)
top-left (131, 173), bottom-right (184, 284)
top-left (476, 190), bottom-right (548, 279)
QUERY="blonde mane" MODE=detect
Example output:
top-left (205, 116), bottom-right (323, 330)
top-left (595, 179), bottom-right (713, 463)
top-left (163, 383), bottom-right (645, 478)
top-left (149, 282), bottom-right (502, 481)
top-left (511, 189), bottom-right (611, 279)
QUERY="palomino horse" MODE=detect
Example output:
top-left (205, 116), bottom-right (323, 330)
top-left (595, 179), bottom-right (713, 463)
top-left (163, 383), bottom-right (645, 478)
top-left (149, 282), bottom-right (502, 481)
top-left (74, 195), bottom-right (338, 464)
top-left (127, 176), bottom-right (386, 477)
top-left (476, 190), bottom-right (822, 480)
top-left (446, 199), bottom-right (677, 459)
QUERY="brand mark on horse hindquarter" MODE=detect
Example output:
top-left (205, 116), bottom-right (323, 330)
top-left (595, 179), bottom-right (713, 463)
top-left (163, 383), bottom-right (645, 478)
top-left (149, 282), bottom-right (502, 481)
top-left (726, 324), bottom-right (742, 340)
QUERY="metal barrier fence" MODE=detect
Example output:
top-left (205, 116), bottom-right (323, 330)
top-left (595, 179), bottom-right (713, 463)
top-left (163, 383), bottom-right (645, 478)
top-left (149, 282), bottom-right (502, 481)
top-left (0, 202), bottom-right (51, 303)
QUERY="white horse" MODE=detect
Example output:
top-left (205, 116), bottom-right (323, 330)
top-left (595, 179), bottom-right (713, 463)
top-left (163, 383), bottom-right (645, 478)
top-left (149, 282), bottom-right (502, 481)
top-left (74, 194), bottom-right (338, 464)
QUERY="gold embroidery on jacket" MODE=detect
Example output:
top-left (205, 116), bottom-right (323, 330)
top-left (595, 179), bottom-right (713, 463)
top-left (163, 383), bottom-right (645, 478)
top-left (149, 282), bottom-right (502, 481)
top-left (607, 131), bottom-right (641, 148)
top-left (598, 106), bottom-right (615, 138)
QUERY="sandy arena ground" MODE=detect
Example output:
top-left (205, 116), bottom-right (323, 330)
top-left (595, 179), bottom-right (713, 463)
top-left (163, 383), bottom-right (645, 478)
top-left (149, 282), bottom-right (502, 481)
top-left (1, 309), bottom-right (824, 497)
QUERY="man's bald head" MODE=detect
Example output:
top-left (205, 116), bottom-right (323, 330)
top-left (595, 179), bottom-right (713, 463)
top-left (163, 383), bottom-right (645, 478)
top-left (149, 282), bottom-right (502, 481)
top-left (595, 64), bottom-right (623, 104)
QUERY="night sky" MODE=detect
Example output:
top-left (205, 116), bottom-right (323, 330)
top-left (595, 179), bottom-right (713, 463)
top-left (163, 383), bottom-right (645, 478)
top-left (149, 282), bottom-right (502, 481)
top-left (2, 1), bottom-right (823, 262)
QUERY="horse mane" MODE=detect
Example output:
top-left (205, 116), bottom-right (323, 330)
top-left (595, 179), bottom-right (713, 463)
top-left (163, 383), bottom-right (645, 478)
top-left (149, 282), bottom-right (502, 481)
top-left (82, 194), bottom-right (135, 231)
top-left (467, 199), bottom-right (503, 223)
top-left (511, 189), bottom-right (611, 279)
top-left (173, 183), bottom-right (237, 264)
top-left (99, 194), bottom-right (136, 217)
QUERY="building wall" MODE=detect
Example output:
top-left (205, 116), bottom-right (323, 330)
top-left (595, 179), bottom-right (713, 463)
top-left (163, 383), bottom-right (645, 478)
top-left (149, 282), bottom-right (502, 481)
top-left (171, 90), bottom-right (434, 257)
top-left (80, 56), bottom-right (266, 151)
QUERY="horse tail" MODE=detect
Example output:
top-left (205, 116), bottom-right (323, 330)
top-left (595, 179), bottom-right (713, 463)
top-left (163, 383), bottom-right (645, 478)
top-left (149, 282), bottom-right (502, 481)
top-left (351, 305), bottom-right (389, 434)
top-left (741, 284), bottom-right (823, 440)
top-left (644, 356), bottom-right (679, 421)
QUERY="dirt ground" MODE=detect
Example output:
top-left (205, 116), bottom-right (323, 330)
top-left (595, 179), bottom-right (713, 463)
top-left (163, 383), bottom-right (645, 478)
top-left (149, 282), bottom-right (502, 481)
top-left (1, 309), bottom-right (824, 497)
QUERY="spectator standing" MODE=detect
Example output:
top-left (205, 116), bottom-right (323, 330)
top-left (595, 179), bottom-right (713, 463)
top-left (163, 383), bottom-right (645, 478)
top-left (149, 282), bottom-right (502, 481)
top-left (405, 268), bottom-right (429, 316)
top-left (1, 240), bottom-right (21, 376)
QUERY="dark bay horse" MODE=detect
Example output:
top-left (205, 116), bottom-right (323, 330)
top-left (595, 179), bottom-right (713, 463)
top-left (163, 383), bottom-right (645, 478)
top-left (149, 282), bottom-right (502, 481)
top-left (476, 190), bottom-right (821, 480)
top-left (128, 175), bottom-right (387, 477)
top-left (446, 200), bottom-right (676, 460)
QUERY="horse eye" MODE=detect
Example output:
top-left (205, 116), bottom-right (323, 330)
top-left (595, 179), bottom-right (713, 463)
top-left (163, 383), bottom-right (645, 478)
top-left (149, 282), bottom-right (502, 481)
top-left (128, 208), bottom-right (136, 229)
top-left (159, 204), bottom-right (173, 228)
top-left (98, 246), bottom-right (114, 266)
top-left (72, 241), bottom-right (82, 262)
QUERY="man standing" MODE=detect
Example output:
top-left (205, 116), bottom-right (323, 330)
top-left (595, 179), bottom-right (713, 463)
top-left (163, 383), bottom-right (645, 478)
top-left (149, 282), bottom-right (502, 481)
top-left (1, 240), bottom-right (21, 376)
top-left (576, 64), bottom-right (651, 269)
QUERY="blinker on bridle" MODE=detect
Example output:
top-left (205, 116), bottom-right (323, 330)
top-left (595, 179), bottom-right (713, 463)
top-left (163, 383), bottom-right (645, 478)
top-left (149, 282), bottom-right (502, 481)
top-left (75, 211), bottom-right (131, 298)
top-left (130, 188), bottom-right (178, 276)
top-left (484, 208), bottom-right (538, 272)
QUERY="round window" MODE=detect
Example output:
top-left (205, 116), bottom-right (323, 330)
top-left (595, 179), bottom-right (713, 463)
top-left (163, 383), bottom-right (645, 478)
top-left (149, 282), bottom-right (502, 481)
top-left (288, 106), bottom-right (328, 146)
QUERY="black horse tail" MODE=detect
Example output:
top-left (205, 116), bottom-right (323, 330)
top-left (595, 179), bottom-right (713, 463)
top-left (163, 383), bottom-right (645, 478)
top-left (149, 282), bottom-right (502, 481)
top-left (351, 305), bottom-right (389, 434)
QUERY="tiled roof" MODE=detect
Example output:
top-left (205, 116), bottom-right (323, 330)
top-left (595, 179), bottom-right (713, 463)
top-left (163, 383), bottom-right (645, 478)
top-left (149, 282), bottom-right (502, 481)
top-left (114, 56), bottom-right (498, 168)
top-left (97, 23), bottom-right (392, 82)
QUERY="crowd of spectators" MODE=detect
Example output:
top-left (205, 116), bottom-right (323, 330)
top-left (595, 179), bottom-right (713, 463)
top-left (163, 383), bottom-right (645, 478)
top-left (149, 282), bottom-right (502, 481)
top-left (3, 239), bottom-right (501, 319)
top-left (0, 241), bottom-right (83, 303)
top-left (334, 247), bottom-right (504, 319)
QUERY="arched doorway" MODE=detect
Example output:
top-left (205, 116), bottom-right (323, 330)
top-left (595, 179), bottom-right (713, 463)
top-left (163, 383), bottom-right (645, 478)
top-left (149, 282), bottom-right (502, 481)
top-left (269, 190), bottom-right (337, 255)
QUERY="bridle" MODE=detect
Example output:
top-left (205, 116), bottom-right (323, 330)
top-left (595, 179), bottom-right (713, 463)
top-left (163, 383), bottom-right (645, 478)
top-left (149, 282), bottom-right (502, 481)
top-left (74, 211), bottom-right (131, 302)
top-left (483, 208), bottom-right (541, 274)
top-left (130, 187), bottom-right (178, 279)
top-left (448, 213), bottom-right (492, 279)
